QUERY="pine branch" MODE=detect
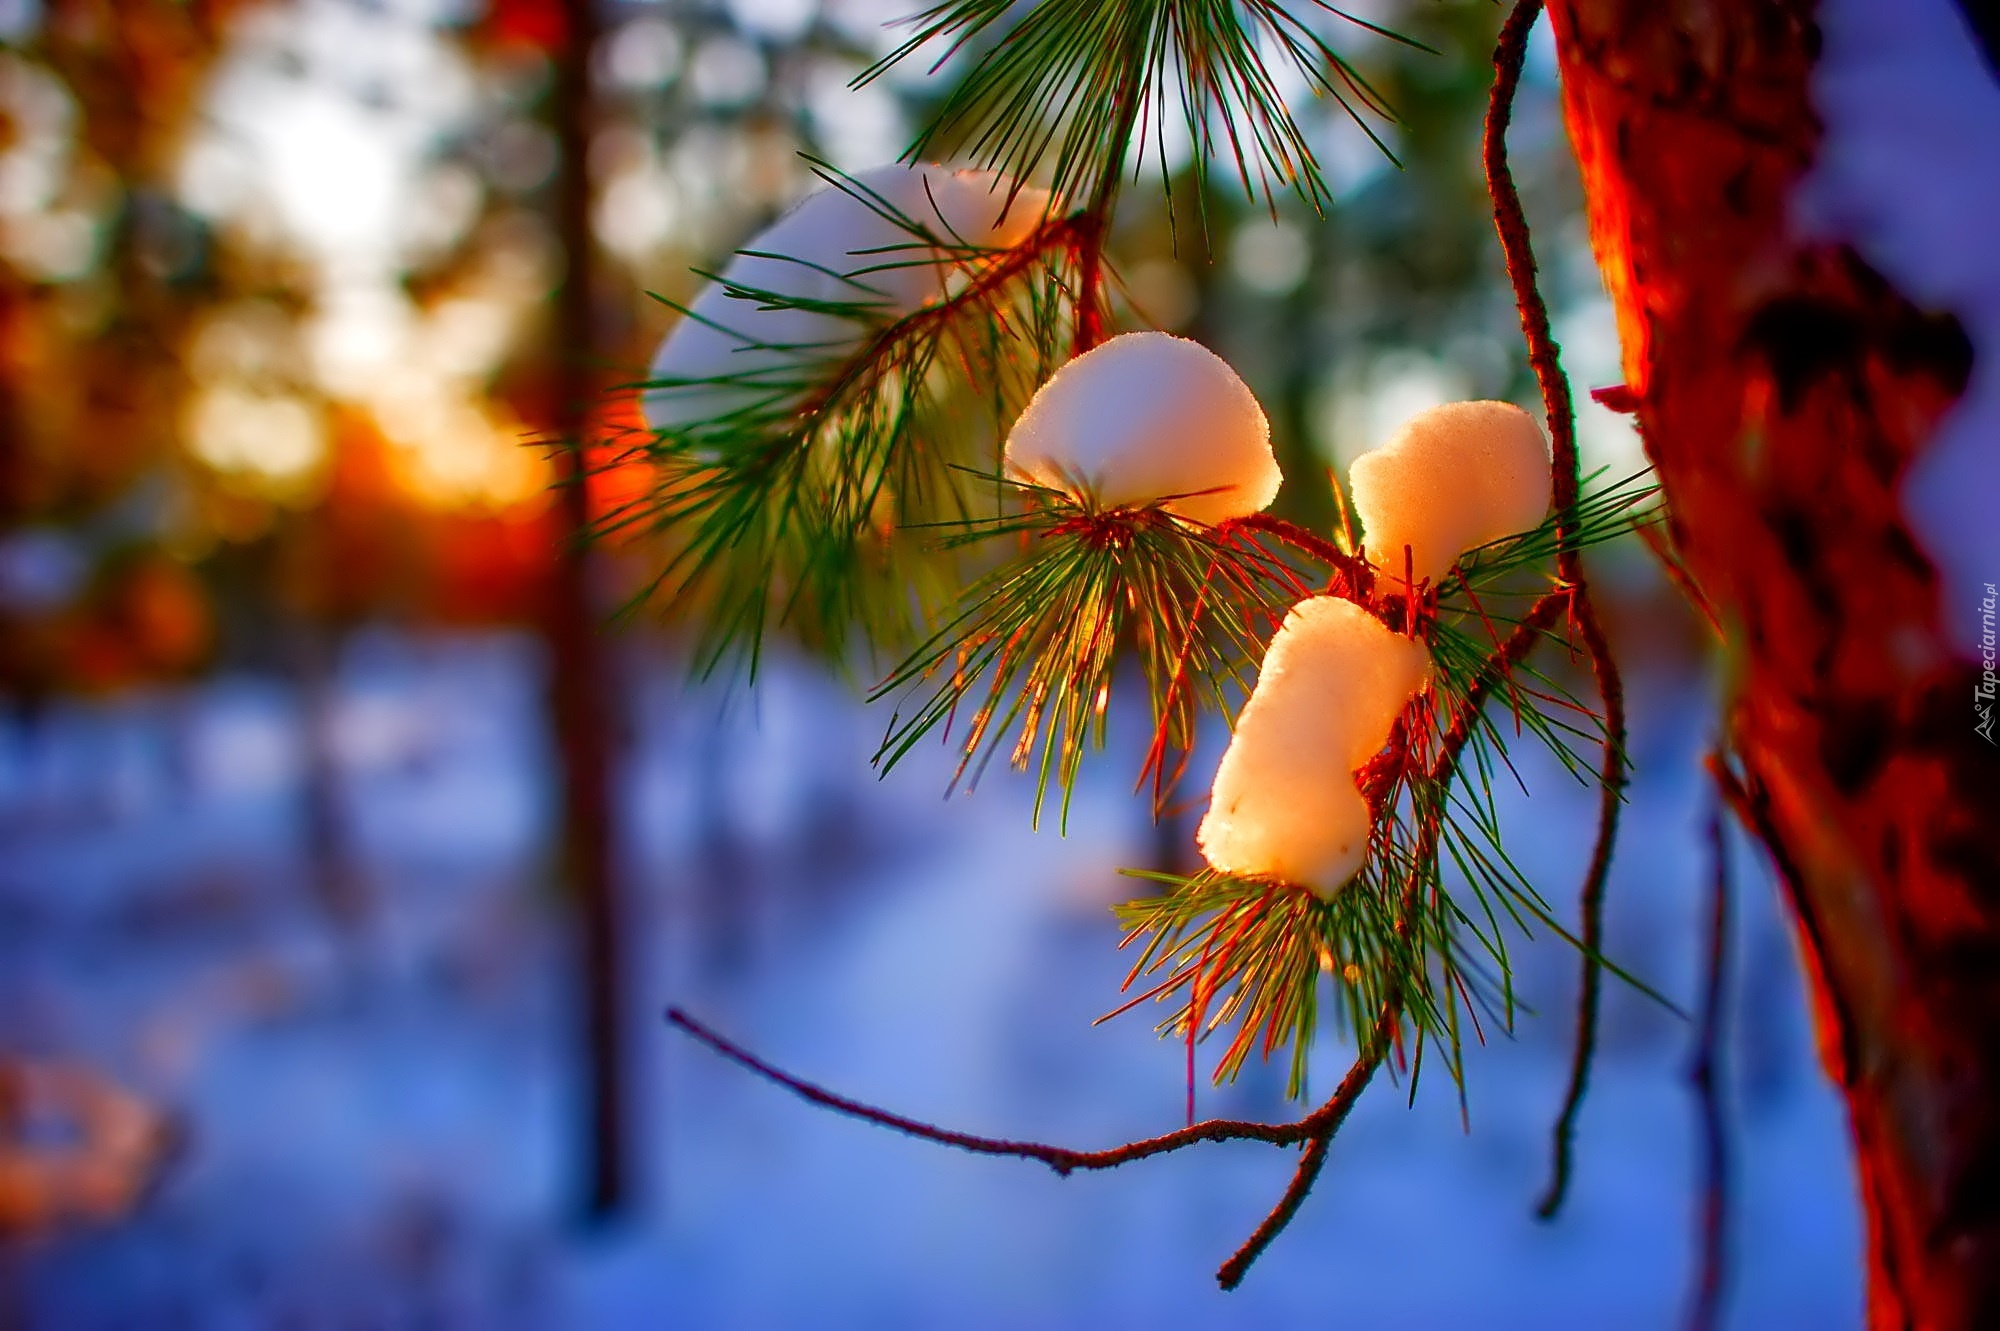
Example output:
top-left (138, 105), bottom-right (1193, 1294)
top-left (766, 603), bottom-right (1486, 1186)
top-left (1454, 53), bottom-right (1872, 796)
top-left (870, 488), bottom-right (1309, 826)
top-left (615, 197), bottom-right (1097, 672)
top-left (658, 0), bottom-right (1652, 1293)
top-left (668, 587), bottom-right (1568, 1286)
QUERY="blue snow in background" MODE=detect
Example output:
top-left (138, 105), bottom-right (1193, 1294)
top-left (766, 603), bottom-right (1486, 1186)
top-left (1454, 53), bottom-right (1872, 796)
top-left (0, 626), bottom-right (1861, 1328)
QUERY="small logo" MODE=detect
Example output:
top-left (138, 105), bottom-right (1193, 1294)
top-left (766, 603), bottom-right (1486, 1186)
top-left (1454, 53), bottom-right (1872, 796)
top-left (1978, 582), bottom-right (1998, 746)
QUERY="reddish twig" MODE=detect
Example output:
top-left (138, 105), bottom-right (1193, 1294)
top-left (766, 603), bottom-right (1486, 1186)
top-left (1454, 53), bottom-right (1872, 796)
top-left (670, 1007), bottom-right (1332, 1171)
top-left (1707, 760), bottom-right (1858, 1089)
top-left (1533, 589), bottom-right (1627, 1217)
top-left (1219, 1127), bottom-right (1335, 1289)
top-left (1484, 0), bottom-right (1576, 522)
top-left (1221, 512), bottom-right (1376, 595)
top-left (1483, 0), bottom-right (1631, 1219)
top-left (1073, 211), bottom-right (1110, 356)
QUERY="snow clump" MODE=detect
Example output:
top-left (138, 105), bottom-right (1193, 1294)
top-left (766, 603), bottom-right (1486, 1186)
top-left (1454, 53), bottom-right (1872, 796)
top-left (1002, 332), bottom-right (1283, 525)
top-left (1197, 596), bottom-right (1433, 898)
top-left (1348, 401), bottom-right (1552, 588)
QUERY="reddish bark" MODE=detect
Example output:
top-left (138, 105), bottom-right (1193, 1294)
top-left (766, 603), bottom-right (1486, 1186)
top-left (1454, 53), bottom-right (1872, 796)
top-left (1545, 3), bottom-right (2000, 1326)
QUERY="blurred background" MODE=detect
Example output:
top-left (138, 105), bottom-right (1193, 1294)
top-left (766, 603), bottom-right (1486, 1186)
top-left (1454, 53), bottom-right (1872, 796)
top-left (0, 0), bottom-right (1862, 1325)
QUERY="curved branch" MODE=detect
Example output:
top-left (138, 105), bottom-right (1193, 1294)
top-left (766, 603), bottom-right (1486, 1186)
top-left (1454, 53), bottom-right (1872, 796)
top-left (1534, 591), bottom-right (1626, 1215)
top-left (1218, 1134), bottom-right (1333, 1289)
top-left (1483, 0), bottom-right (1631, 1219)
top-left (1221, 512), bottom-right (1374, 589)
top-left (1483, 0), bottom-right (1578, 520)
top-left (670, 1007), bottom-right (1333, 1172)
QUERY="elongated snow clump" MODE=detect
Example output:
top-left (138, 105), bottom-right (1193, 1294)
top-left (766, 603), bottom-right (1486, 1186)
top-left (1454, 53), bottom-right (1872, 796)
top-left (1348, 401), bottom-right (1552, 588)
top-left (1197, 597), bottom-right (1432, 898)
top-left (1003, 332), bottom-right (1282, 526)
top-left (642, 163), bottom-right (1047, 432)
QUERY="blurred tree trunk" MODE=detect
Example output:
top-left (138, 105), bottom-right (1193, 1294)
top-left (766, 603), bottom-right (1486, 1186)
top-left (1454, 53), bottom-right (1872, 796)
top-left (547, 0), bottom-right (630, 1221)
top-left (1544, 2), bottom-right (2000, 1326)
top-left (293, 618), bottom-right (370, 933)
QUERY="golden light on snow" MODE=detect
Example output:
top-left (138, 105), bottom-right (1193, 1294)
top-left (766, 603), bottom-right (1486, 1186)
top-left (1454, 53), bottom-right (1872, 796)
top-left (1198, 596), bottom-right (1432, 898)
top-left (1348, 400), bottom-right (1552, 588)
top-left (1004, 332), bottom-right (1281, 525)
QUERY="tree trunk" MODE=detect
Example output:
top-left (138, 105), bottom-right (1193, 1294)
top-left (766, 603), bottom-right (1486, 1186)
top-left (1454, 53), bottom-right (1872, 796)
top-left (1544, 3), bottom-right (2000, 1326)
top-left (547, 0), bottom-right (630, 1221)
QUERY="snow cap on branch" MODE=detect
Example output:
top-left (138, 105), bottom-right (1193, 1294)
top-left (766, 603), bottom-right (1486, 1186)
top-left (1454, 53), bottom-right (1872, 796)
top-left (1197, 596), bottom-right (1433, 898)
top-left (642, 163), bottom-right (1048, 432)
top-left (1349, 401), bottom-right (1552, 588)
top-left (1002, 332), bottom-right (1282, 526)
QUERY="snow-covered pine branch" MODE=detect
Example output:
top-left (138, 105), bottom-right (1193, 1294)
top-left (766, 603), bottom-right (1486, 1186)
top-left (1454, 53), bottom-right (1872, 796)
top-left (642, 162), bottom-right (1050, 434)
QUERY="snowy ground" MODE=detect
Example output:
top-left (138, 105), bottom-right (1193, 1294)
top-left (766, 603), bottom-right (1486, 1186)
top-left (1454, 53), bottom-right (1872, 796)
top-left (0, 628), bottom-right (1861, 1328)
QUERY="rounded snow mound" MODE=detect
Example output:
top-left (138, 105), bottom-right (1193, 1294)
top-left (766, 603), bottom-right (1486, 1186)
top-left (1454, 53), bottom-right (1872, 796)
top-left (1197, 596), bottom-right (1432, 898)
top-left (1003, 331), bottom-right (1282, 526)
top-left (1349, 400), bottom-right (1551, 588)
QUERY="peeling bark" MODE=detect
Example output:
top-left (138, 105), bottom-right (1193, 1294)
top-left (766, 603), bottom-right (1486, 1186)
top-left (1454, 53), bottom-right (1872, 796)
top-left (1545, 3), bottom-right (2000, 1325)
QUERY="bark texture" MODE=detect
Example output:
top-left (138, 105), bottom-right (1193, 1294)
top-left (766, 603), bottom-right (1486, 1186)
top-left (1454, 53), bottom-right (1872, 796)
top-left (1544, 3), bottom-right (2000, 1327)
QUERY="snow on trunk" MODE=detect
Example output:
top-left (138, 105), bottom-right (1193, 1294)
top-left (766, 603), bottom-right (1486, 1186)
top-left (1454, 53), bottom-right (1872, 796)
top-left (1347, 401), bottom-right (1552, 589)
top-left (1196, 596), bottom-right (1432, 898)
top-left (642, 163), bottom-right (1047, 433)
top-left (1803, 0), bottom-right (2000, 656)
top-left (1001, 332), bottom-right (1282, 525)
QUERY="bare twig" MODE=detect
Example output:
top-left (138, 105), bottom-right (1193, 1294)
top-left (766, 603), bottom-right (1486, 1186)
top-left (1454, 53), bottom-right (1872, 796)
top-left (1534, 591), bottom-right (1626, 1217)
top-left (1707, 758), bottom-right (1857, 1089)
top-left (1688, 761), bottom-right (1734, 1331)
top-left (1222, 512), bottom-right (1375, 590)
top-left (1482, 0), bottom-right (1631, 1218)
top-left (1219, 1133), bottom-right (1334, 1288)
top-left (671, 1007), bottom-right (1331, 1169)
top-left (1484, 0), bottom-right (1575, 520)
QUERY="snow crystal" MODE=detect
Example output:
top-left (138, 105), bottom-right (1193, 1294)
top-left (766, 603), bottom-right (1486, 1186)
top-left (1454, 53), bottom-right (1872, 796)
top-left (642, 163), bottom-right (1048, 432)
top-left (1002, 332), bottom-right (1282, 525)
top-left (1803, 0), bottom-right (2000, 656)
top-left (1197, 596), bottom-right (1432, 898)
top-left (1347, 401), bottom-right (1551, 589)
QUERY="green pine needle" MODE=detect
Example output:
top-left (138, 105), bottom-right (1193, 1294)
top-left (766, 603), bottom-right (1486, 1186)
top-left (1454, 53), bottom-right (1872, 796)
top-left (858, 0), bottom-right (1423, 218)
top-left (870, 483), bottom-right (1315, 829)
top-left (610, 166), bottom-right (1089, 674)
